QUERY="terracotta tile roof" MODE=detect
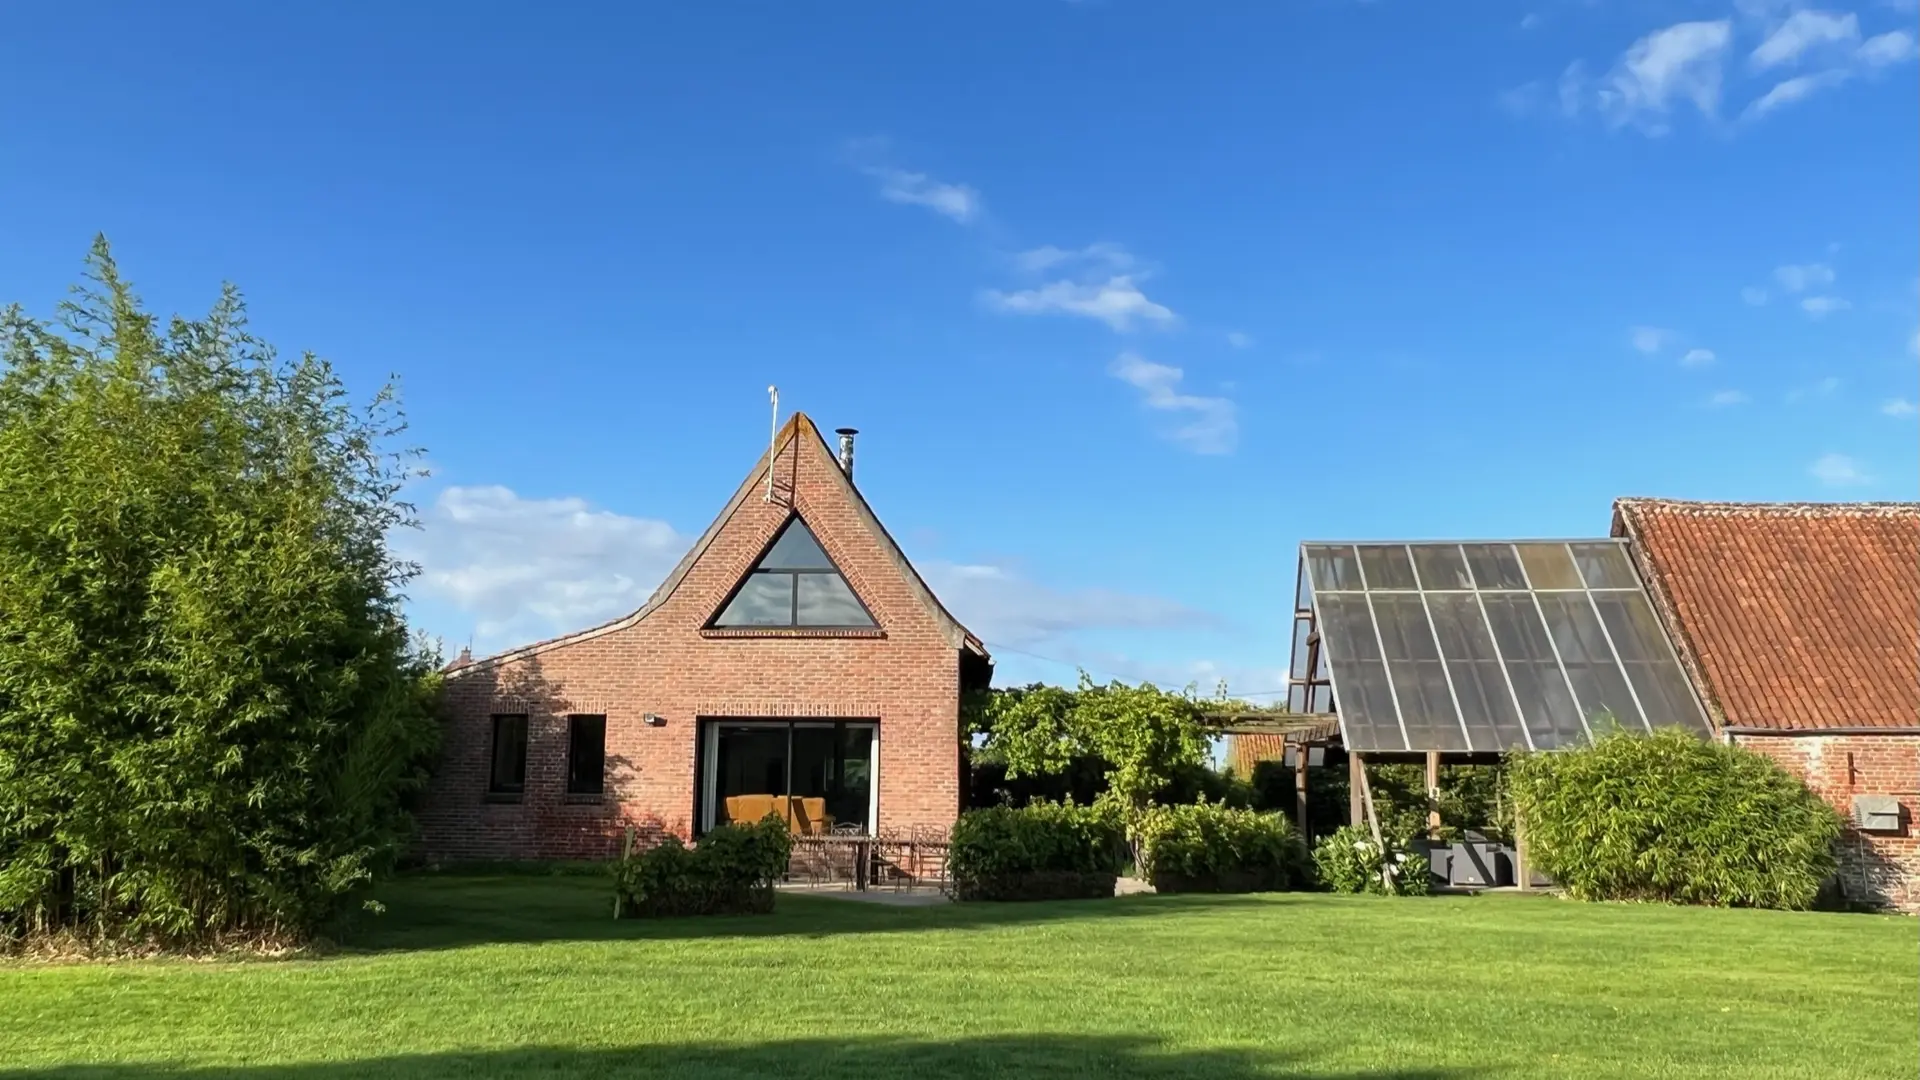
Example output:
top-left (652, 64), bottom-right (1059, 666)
top-left (1612, 498), bottom-right (1920, 733)
top-left (1226, 733), bottom-right (1292, 775)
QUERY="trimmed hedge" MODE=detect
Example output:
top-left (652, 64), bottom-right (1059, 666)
top-left (948, 802), bottom-right (1124, 901)
top-left (1132, 801), bottom-right (1312, 894)
top-left (612, 818), bottom-right (793, 918)
top-left (1508, 727), bottom-right (1845, 910)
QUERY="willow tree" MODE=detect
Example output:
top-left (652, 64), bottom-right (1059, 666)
top-left (0, 239), bottom-right (439, 948)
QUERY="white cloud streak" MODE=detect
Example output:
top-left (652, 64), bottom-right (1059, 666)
top-left (1809, 452), bottom-right (1871, 486)
top-left (985, 276), bottom-right (1177, 332)
top-left (400, 485), bottom-right (689, 653)
top-left (1589, 20), bottom-right (1734, 131)
top-left (1015, 243), bottom-right (1137, 274)
top-left (1800, 295), bottom-right (1851, 317)
top-left (1880, 397), bottom-right (1918, 418)
top-left (1630, 325), bottom-right (1674, 354)
top-left (1107, 352), bottom-right (1238, 454)
top-left (917, 561), bottom-right (1222, 651)
top-left (1682, 348), bottom-right (1717, 367)
top-left (1750, 10), bottom-right (1859, 70)
top-left (1773, 262), bottom-right (1836, 292)
top-left (1707, 389), bottom-right (1750, 407)
top-left (864, 166), bottom-right (981, 224)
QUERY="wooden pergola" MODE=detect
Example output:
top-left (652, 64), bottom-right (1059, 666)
top-left (1208, 711), bottom-right (1341, 837)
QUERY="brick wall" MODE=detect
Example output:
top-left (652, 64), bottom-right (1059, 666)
top-left (1734, 733), bottom-right (1920, 912)
top-left (415, 425), bottom-right (966, 862)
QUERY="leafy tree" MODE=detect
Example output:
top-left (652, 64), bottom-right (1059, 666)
top-left (967, 675), bottom-right (1215, 815)
top-left (0, 239), bottom-right (440, 948)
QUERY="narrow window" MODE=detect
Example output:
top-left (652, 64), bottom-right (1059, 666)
top-left (567, 714), bottom-right (607, 796)
top-left (489, 714), bottom-right (528, 796)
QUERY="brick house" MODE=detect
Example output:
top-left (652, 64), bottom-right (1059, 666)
top-left (1614, 498), bottom-right (1920, 911)
top-left (416, 413), bottom-right (992, 862)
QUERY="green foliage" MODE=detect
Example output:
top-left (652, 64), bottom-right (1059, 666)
top-left (965, 676), bottom-right (1215, 812)
top-left (1132, 801), bottom-right (1312, 893)
top-left (948, 801), bottom-right (1124, 900)
top-left (1312, 825), bottom-right (1431, 897)
top-left (1363, 762), bottom-right (1512, 843)
top-left (611, 819), bottom-right (794, 918)
top-left (0, 240), bottom-right (439, 948)
top-left (1507, 728), bottom-right (1844, 910)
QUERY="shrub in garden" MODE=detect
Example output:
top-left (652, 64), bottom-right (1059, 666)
top-left (1132, 801), bottom-right (1311, 893)
top-left (612, 818), bottom-right (794, 918)
top-left (1312, 825), bottom-right (1431, 897)
top-left (947, 801), bottom-right (1125, 901)
top-left (1507, 728), bottom-right (1844, 909)
top-left (0, 242), bottom-right (440, 951)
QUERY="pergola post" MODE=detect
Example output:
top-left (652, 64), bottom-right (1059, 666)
top-left (1425, 749), bottom-right (1441, 840)
top-left (1294, 740), bottom-right (1310, 838)
top-left (1348, 751), bottom-right (1364, 828)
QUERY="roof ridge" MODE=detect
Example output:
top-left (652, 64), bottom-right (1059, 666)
top-left (1616, 497), bottom-right (1920, 518)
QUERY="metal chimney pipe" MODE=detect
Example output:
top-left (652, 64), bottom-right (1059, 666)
top-left (834, 428), bottom-right (858, 480)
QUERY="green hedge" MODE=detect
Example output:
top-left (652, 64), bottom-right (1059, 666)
top-left (1312, 825), bottom-right (1431, 897)
top-left (1133, 801), bottom-right (1312, 893)
top-left (612, 819), bottom-right (793, 918)
top-left (1508, 728), bottom-right (1845, 910)
top-left (948, 802), bottom-right (1124, 901)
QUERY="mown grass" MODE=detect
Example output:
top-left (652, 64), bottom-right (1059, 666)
top-left (0, 873), bottom-right (1913, 1079)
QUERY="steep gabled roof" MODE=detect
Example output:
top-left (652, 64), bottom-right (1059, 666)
top-left (449, 413), bottom-right (986, 677)
top-left (1612, 498), bottom-right (1920, 733)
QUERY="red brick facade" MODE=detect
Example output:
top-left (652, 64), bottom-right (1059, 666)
top-left (1733, 733), bottom-right (1920, 913)
top-left (416, 414), bottom-right (990, 862)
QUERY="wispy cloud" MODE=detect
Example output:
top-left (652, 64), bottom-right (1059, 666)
top-left (1750, 10), bottom-right (1859, 70)
top-left (398, 485), bottom-right (689, 653)
top-left (1225, 331), bottom-right (1254, 350)
top-left (1630, 325), bottom-right (1675, 354)
top-left (1707, 389), bottom-right (1750, 407)
top-left (985, 276), bottom-right (1176, 332)
top-left (1809, 452), bottom-right (1871, 486)
top-left (1773, 262), bottom-right (1836, 292)
top-left (1881, 397), bottom-right (1918, 418)
top-left (1682, 347), bottom-right (1717, 366)
top-left (1800, 295), bottom-right (1851, 317)
top-left (918, 560), bottom-right (1221, 651)
top-left (1578, 20), bottom-right (1735, 132)
top-left (864, 165), bottom-right (981, 224)
top-left (1858, 28), bottom-right (1919, 66)
top-left (1108, 352), bottom-right (1237, 454)
top-left (1786, 375), bottom-right (1843, 402)
top-left (1014, 243), bottom-right (1136, 274)
top-left (1744, 69), bottom-right (1853, 115)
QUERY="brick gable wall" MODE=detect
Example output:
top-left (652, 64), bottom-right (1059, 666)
top-left (1734, 733), bottom-right (1920, 913)
top-left (416, 423), bottom-right (965, 862)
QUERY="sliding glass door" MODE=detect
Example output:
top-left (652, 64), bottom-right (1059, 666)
top-left (701, 720), bottom-right (876, 835)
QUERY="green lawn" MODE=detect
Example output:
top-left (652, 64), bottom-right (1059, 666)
top-left (1, 873), bottom-right (1913, 1079)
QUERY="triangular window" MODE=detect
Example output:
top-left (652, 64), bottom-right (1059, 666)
top-left (711, 517), bottom-right (878, 628)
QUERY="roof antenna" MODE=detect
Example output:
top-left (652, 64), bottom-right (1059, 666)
top-left (766, 385), bottom-right (778, 503)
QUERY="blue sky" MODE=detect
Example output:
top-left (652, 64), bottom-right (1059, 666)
top-left (2, 1), bottom-right (1915, 698)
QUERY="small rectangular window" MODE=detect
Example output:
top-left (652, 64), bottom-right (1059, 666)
top-left (489, 714), bottom-right (528, 795)
top-left (567, 714), bottom-right (607, 796)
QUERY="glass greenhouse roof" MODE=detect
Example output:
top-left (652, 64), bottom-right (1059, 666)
top-left (1295, 540), bottom-right (1711, 754)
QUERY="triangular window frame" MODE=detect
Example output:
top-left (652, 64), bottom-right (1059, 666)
top-left (707, 515), bottom-right (880, 630)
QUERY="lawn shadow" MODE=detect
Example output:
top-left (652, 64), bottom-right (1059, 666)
top-left (7, 1034), bottom-right (1482, 1080)
top-left (334, 871), bottom-right (1296, 953)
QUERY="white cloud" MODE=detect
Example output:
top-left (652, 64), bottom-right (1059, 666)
top-left (1773, 262), bottom-right (1836, 292)
top-left (864, 166), bottom-right (981, 224)
top-left (1015, 243), bottom-right (1136, 274)
top-left (1108, 352), bottom-right (1238, 454)
top-left (1707, 389), bottom-right (1750, 407)
top-left (1744, 70), bottom-right (1853, 116)
top-left (1800, 295), bottom-right (1851, 317)
top-left (1741, 286), bottom-right (1770, 305)
top-left (1225, 331), bottom-right (1254, 350)
top-left (985, 276), bottom-right (1177, 332)
top-left (400, 485), bottom-right (688, 652)
top-left (1681, 347), bottom-right (1717, 366)
top-left (918, 561), bottom-right (1220, 650)
top-left (1858, 29), bottom-right (1919, 66)
top-left (1910, 327), bottom-right (1920, 356)
top-left (1809, 452), bottom-right (1871, 486)
top-left (1590, 20), bottom-right (1734, 131)
top-left (1881, 397), bottom-right (1918, 418)
top-left (1750, 10), bottom-right (1859, 70)
top-left (1630, 325), bottom-right (1674, 354)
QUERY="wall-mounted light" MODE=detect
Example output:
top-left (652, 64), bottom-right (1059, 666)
top-left (642, 713), bottom-right (666, 727)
